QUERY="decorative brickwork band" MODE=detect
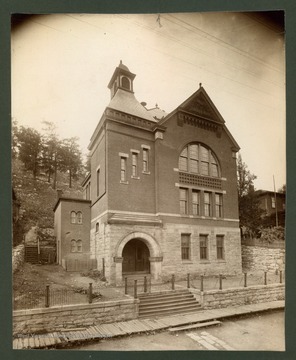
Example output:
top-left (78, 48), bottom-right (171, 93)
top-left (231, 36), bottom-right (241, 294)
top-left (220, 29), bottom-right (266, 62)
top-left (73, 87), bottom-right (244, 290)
top-left (179, 172), bottom-right (222, 189)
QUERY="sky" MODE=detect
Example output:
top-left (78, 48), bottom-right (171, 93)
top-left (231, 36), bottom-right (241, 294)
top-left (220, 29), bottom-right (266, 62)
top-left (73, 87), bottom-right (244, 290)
top-left (11, 12), bottom-right (285, 191)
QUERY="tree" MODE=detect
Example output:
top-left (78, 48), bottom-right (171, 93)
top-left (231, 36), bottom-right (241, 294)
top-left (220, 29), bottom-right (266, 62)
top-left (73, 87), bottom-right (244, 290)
top-left (12, 118), bottom-right (19, 159)
top-left (278, 184), bottom-right (286, 194)
top-left (59, 137), bottom-right (83, 188)
top-left (17, 126), bottom-right (43, 179)
top-left (41, 121), bottom-right (60, 183)
top-left (237, 153), bottom-right (265, 238)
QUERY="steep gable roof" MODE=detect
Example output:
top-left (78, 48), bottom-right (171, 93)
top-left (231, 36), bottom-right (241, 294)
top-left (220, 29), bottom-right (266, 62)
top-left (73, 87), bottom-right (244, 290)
top-left (107, 88), bottom-right (156, 122)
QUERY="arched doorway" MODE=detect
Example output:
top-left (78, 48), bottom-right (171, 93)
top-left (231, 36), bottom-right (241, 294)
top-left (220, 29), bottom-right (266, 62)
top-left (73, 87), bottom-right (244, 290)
top-left (122, 239), bottom-right (150, 274)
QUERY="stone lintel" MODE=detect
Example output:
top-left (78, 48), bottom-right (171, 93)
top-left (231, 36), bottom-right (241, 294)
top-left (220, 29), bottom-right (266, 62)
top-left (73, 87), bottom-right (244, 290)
top-left (149, 256), bottom-right (163, 262)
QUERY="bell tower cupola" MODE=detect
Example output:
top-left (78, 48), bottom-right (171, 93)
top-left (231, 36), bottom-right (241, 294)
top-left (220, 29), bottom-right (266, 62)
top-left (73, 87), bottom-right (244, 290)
top-left (108, 60), bottom-right (136, 99)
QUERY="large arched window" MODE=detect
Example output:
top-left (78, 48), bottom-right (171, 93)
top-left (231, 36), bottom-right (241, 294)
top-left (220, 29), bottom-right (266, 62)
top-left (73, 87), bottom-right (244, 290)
top-left (179, 143), bottom-right (219, 177)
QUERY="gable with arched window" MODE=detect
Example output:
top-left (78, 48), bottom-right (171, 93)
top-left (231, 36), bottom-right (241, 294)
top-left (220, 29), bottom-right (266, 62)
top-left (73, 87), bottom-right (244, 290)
top-left (179, 143), bottom-right (220, 177)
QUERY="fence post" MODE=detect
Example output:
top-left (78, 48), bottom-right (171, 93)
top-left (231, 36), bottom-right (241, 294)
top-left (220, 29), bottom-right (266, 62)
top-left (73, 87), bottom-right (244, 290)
top-left (264, 271), bottom-right (267, 285)
top-left (280, 270), bottom-right (283, 284)
top-left (172, 274), bottom-right (175, 290)
top-left (102, 258), bottom-right (105, 278)
top-left (125, 277), bottom-right (128, 294)
top-left (144, 276), bottom-right (147, 293)
top-left (134, 280), bottom-right (138, 298)
top-left (45, 285), bottom-right (50, 308)
top-left (200, 275), bottom-right (204, 292)
top-left (88, 283), bottom-right (93, 304)
top-left (187, 273), bottom-right (190, 288)
top-left (244, 272), bottom-right (247, 288)
top-left (219, 274), bottom-right (223, 290)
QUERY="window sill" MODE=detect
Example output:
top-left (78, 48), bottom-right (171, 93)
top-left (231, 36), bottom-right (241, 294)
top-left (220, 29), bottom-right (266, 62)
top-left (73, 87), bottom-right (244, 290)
top-left (216, 259), bottom-right (226, 263)
top-left (182, 260), bottom-right (193, 264)
top-left (131, 176), bottom-right (140, 180)
top-left (120, 180), bottom-right (129, 185)
top-left (200, 260), bottom-right (211, 264)
top-left (142, 171), bottom-right (151, 175)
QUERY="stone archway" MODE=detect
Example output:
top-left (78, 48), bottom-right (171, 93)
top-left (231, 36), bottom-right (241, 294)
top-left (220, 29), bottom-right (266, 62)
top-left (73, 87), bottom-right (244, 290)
top-left (114, 231), bottom-right (163, 284)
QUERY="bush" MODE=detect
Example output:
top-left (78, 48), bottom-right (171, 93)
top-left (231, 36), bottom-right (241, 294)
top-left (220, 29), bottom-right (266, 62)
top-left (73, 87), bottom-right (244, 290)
top-left (259, 226), bottom-right (285, 243)
top-left (80, 269), bottom-right (105, 281)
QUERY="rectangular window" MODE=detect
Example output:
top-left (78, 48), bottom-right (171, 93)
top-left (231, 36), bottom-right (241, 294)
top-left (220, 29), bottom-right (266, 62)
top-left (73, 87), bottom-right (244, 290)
top-left (192, 190), bottom-right (200, 215)
top-left (181, 234), bottom-right (190, 260)
top-left (132, 152), bottom-right (138, 177)
top-left (216, 235), bottom-right (224, 260)
top-left (204, 192), bottom-right (211, 217)
top-left (180, 188), bottom-right (188, 214)
top-left (215, 193), bottom-right (223, 218)
top-left (143, 149), bottom-right (149, 172)
top-left (200, 235), bottom-right (208, 260)
top-left (271, 197), bottom-right (276, 208)
top-left (120, 157), bottom-right (127, 182)
top-left (96, 169), bottom-right (100, 197)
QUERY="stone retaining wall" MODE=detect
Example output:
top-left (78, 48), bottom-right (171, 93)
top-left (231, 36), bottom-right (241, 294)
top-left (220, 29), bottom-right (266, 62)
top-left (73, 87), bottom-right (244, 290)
top-left (12, 244), bottom-right (25, 273)
top-left (13, 297), bottom-right (139, 336)
top-left (242, 245), bottom-right (285, 273)
top-left (200, 283), bottom-right (285, 309)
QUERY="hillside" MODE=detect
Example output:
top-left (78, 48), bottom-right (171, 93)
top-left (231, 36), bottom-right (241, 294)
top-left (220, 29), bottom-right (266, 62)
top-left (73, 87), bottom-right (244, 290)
top-left (12, 159), bottom-right (85, 246)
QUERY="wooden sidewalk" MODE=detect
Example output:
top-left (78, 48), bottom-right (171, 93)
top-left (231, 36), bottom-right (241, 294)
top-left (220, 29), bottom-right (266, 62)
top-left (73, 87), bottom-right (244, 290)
top-left (13, 300), bottom-right (284, 349)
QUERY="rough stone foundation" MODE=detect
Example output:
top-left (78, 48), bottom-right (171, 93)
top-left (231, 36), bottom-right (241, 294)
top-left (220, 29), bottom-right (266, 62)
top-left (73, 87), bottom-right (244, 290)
top-left (13, 297), bottom-right (139, 336)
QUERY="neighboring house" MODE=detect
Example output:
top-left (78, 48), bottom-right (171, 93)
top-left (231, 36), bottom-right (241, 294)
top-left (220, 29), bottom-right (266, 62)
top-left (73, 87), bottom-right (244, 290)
top-left (255, 190), bottom-right (286, 227)
top-left (80, 61), bottom-right (242, 285)
top-left (54, 195), bottom-right (95, 271)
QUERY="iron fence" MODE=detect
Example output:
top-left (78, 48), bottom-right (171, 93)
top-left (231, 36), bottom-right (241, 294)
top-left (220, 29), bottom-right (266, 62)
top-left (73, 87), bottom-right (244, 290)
top-left (13, 270), bottom-right (285, 310)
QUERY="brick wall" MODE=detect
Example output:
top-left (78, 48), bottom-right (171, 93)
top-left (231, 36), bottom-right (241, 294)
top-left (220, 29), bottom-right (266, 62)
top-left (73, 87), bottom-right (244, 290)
top-left (242, 245), bottom-right (285, 273)
top-left (200, 283), bottom-right (284, 309)
top-left (13, 297), bottom-right (139, 336)
top-left (12, 244), bottom-right (25, 273)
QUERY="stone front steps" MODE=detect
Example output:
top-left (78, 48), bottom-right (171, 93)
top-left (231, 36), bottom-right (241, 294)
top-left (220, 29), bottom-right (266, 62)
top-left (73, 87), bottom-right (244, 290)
top-left (138, 289), bottom-right (202, 318)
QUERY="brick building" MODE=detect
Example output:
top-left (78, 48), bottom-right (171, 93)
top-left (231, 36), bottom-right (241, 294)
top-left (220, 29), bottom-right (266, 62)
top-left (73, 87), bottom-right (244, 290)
top-left (81, 61), bottom-right (242, 284)
top-left (54, 197), bottom-right (96, 271)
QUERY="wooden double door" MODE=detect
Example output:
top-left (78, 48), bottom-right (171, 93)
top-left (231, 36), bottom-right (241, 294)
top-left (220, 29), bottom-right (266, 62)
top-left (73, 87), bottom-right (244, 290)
top-left (122, 239), bottom-right (150, 274)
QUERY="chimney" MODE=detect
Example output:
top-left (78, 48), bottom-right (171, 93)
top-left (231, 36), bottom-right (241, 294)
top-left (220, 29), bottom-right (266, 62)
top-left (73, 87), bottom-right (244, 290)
top-left (57, 189), bottom-right (63, 199)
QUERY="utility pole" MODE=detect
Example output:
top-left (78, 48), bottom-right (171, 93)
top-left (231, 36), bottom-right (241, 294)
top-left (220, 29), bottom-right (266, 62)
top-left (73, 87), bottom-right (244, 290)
top-left (273, 175), bottom-right (279, 227)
